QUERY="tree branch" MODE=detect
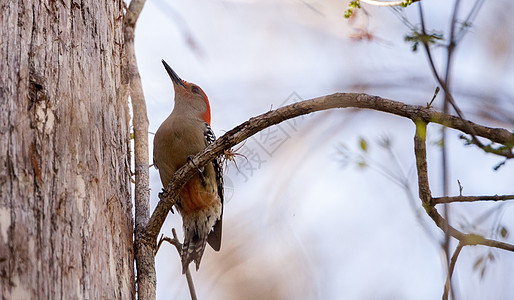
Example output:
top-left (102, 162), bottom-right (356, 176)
top-left (156, 230), bottom-right (198, 300)
top-left (413, 118), bottom-right (514, 254)
top-left (463, 136), bottom-right (514, 158)
top-left (123, 0), bottom-right (154, 299)
top-left (455, 0), bottom-right (485, 43)
top-left (443, 242), bottom-right (464, 300)
top-left (144, 92), bottom-right (514, 244)
top-left (442, 2), bottom-right (461, 296)
top-left (434, 195), bottom-right (514, 204)
top-left (417, 2), bottom-right (485, 149)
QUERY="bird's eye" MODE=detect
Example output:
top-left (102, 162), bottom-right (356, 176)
top-left (191, 85), bottom-right (200, 94)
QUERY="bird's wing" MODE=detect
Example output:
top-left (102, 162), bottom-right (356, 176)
top-left (204, 122), bottom-right (224, 251)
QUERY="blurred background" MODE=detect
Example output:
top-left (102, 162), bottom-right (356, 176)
top-left (133, 0), bottom-right (514, 299)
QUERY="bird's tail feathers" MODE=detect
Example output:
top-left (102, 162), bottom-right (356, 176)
top-left (180, 205), bottom-right (221, 273)
top-left (181, 226), bottom-right (208, 274)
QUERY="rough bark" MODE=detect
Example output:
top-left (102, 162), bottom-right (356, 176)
top-left (0, 1), bottom-right (134, 299)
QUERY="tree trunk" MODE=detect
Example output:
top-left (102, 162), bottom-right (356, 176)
top-left (0, 1), bottom-right (134, 299)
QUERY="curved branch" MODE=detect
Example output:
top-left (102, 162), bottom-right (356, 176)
top-left (413, 118), bottom-right (514, 253)
top-left (144, 92), bottom-right (514, 242)
top-left (422, 204), bottom-right (514, 252)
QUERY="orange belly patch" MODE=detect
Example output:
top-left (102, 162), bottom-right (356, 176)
top-left (179, 176), bottom-right (217, 214)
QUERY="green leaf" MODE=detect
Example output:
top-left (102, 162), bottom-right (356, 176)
top-left (499, 226), bottom-right (509, 238)
top-left (359, 137), bottom-right (368, 152)
top-left (405, 30), bottom-right (444, 52)
top-left (349, 1), bottom-right (361, 8)
top-left (344, 1), bottom-right (360, 19)
top-left (400, 0), bottom-right (415, 7)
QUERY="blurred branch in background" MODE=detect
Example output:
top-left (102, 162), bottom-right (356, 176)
top-left (444, 241), bottom-right (464, 300)
top-left (413, 119), bottom-right (514, 300)
top-left (151, 0), bottom-right (205, 57)
top-left (336, 135), bottom-right (440, 243)
top-left (347, 1), bottom-right (513, 298)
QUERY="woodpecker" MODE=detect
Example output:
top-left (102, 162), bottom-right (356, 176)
top-left (154, 60), bottom-right (224, 273)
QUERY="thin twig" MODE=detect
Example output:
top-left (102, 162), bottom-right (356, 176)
top-left (426, 86), bottom-right (440, 108)
top-left (454, 0), bottom-right (485, 43)
top-left (434, 195), bottom-right (514, 204)
top-left (443, 242), bottom-right (464, 300)
top-left (156, 234), bottom-right (181, 254)
top-left (425, 205), bottom-right (514, 252)
top-left (464, 137), bottom-right (514, 158)
top-left (172, 229), bottom-right (197, 300)
top-left (123, 0), bottom-right (154, 299)
top-left (442, 2), bottom-right (461, 297)
top-left (417, 2), bottom-right (484, 148)
top-left (390, 6), bottom-right (416, 30)
top-left (155, 230), bottom-right (198, 300)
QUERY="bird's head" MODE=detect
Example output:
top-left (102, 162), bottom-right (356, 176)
top-left (162, 59), bottom-right (211, 125)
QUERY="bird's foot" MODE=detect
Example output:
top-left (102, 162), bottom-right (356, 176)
top-left (158, 188), bottom-right (174, 213)
top-left (187, 155), bottom-right (207, 186)
top-left (158, 188), bottom-right (169, 200)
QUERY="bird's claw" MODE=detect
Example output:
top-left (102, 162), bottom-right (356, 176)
top-left (158, 189), bottom-right (174, 213)
top-left (158, 188), bottom-right (169, 200)
top-left (187, 155), bottom-right (207, 186)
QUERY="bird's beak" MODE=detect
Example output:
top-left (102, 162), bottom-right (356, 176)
top-left (162, 59), bottom-right (186, 88)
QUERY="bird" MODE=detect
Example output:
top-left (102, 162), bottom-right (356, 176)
top-left (153, 60), bottom-right (224, 273)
